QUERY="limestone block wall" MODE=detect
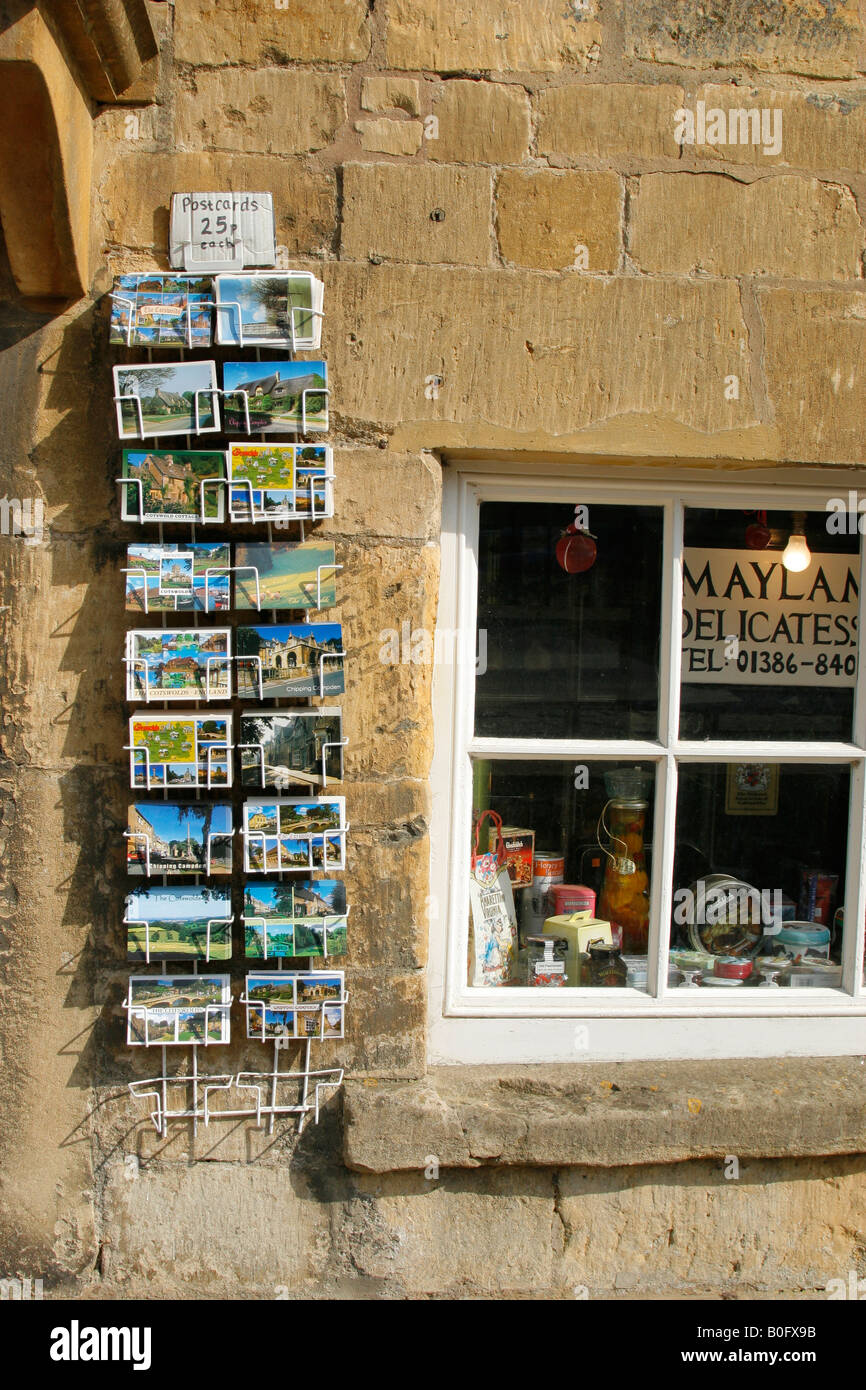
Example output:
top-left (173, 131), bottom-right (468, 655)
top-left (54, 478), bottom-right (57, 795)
top-left (0, 0), bottom-right (863, 1297)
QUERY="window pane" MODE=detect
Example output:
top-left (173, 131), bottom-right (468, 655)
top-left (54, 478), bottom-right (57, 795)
top-left (470, 758), bottom-right (656, 990)
top-left (475, 502), bottom-right (663, 739)
top-left (670, 762), bottom-right (849, 989)
top-left (680, 508), bottom-right (859, 741)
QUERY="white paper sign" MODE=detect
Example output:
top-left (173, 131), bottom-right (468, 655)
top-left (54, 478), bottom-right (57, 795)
top-left (169, 192), bottom-right (275, 272)
top-left (682, 547), bottom-right (859, 686)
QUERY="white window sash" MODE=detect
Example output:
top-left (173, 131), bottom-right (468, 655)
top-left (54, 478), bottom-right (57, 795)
top-left (431, 463), bottom-right (866, 1051)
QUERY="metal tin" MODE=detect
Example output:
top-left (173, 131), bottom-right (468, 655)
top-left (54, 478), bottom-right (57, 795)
top-left (551, 883), bottom-right (596, 917)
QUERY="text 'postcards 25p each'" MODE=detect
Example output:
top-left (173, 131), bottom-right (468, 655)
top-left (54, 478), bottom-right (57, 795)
top-left (125, 628), bottom-right (232, 702)
top-left (127, 712), bottom-right (233, 790)
top-left (243, 971), bottom-right (345, 1041)
top-left (222, 361), bottom-right (328, 435)
top-left (120, 449), bottom-right (227, 524)
top-left (126, 801), bottom-right (233, 877)
top-left (113, 362), bottom-right (220, 440)
top-left (243, 880), bottom-right (347, 961)
top-left (243, 796), bottom-right (347, 873)
top-left (125, 885), bottom-right (233, 963)
top-left (126, 973), bottom-right (231, 1046)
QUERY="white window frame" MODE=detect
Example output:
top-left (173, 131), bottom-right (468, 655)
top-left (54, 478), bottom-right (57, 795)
top-left (428, 459), bottom-right (866, 1065)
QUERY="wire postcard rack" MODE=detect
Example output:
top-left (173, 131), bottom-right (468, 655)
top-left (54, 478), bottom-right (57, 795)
top-left (124, 971), bottom-right (348, 1137)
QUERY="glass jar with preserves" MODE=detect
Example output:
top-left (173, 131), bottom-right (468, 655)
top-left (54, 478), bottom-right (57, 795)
top-left (588, 941), bottom-right (628, 987)
top-left (598, 798), bottom-right (650, 953)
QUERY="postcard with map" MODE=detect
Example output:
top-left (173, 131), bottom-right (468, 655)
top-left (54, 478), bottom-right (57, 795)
top-left (126, 802), bottom-right (233, 877)
top-left (128, 712), bottom-right (232, 790)
top-left (244, 880), bottom-right (347, 960)
top-left (214, 271), bottom-right (323, 350)
top-left (114, 361), bottom-right (220, 439)
top-left (125, 885), bottom-right (233, 962)
top-left (125, 542), bottom-right (231, 614)
top-left (109, 273), bottom-right (213, 348)
top-left (126, 974), bottom-right (231, 1045)
top-left (120, 449), bottom-right (227, 524)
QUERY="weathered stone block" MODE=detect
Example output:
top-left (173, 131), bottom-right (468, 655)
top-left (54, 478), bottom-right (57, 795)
top-left (496, 168), bottom-right (621, 271)
top-left (324, 262), bottom-right (764, 454)
top-left (343, 833), bottom-right (430, 970)
top-left (355, 118), bottom-right (423, 157)
top-left (630, 173), bottom-right (864, 280)
top-left (102, 1164), bottom-right (331, 1294)
top-left (361, 76), bottom-right (421, 117)
top-left (759, 287), bottom-right (865, 465)
top-left (692, 85), bottom-right (866, 171)
top-left (347, 969), bottom-right (426, 1076)
top-left (335, 539), bottom-right (439, 779)
top-left (558, 1157), bottom-right (866, 1294)
top-left (323, 449), bottom-right (441, 542)
top-left (429, 80), bottom-right (531, 164)
top-left (175, 69), bottom-right (346, 155)
top-left (386, 0), bottom-right (602, 72)
top-left (340, 163), bottom-right (493, 266)
top-left (624, 1), bottom-right (863, 79)
top-left (337, 1170), bottom-right (556, 1293)
top-left (175, 0), bottom-right (371, 65)
top-left (537, 83), bottom-right (685, 161)
top-left (98, 151), bottom-right (336, 257)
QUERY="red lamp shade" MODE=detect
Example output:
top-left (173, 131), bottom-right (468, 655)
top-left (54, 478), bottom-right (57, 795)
top-left (556, 525), bottom-right (597, 574)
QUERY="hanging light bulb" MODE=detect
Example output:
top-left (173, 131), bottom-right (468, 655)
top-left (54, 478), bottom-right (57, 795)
top-left (782, 512), bottom-right (811, 573)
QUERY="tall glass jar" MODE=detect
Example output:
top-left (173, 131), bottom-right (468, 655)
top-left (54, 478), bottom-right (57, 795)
top-left (598, 798), bottom-right (650, 953)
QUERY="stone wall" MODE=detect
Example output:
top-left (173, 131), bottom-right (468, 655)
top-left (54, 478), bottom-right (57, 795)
top-left (0, 0), bottom-right (864, 1298)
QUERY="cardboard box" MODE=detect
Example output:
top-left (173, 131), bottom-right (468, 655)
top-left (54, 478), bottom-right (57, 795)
top-left (543, 910), bottom-right (613, 987)
top-left (494, 826), bottom-right (535, 888)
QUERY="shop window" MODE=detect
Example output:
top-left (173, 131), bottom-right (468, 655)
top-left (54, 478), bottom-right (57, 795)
top-left (429, 466), bottom-right (866, 1063)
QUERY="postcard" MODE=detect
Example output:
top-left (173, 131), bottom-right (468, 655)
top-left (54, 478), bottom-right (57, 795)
top-left (128, 712), bottom-right (232, 790)
top-left (109, 273), bottom-right (213, 348)
top-left (244, 880), bottom-right (347, 959)
top-left (125, 542), bottom-right (231, 614)
top-left (240, 710), bottom-right (343, 789)
top-left (244, 970), bottom-right (345, 1039)
top-left (243, 797), bottom-right (346, 872)
top-left (120, 449), bottom-right (227, 524)
top-left (222, 360), bottom-right (328, 434)
top-left (127, 973), bottom-right (231, 1046)
top-left (127, 802), bottom-right (233, 877)
top-left (125, 628), bottom-right (232, 701)
top-left (228, 443), bottom-right (294, 519)
top-left (235, 623), bottom-right (343, 699)
top-left (291, 453), bottom-right (332, 519)
top-left (113, 362), bottom-right (220, 439)
top-left (125, 886), bottom-right (232, 961)
top-left (214, 271), bottom-right (323, 350)
top-left (233, 540), bottom-right (336, 611)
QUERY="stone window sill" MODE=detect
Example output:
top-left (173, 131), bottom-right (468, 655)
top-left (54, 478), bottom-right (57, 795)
top-left (342, 1058), bottom-right (866, 1172)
